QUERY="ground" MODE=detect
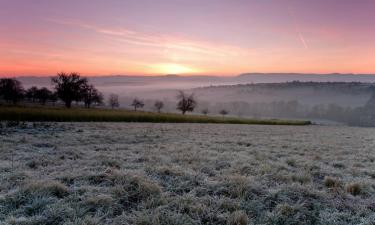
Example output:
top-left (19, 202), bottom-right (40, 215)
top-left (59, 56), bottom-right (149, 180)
top-left (0, 122), bottom-right (375, 225)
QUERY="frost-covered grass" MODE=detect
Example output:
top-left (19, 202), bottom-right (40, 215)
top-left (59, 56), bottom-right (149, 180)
top-left (0, 106), bottom-right (311, 125)
top-left (1, 122), bottom-right (375, 224)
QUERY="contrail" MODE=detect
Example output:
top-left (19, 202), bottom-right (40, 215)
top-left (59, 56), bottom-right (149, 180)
top-left (288, 7), bottom-right (308, 49)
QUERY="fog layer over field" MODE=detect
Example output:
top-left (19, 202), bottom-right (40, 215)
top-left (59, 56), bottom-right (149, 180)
top-left (17, 74), bottom-right (375, 126)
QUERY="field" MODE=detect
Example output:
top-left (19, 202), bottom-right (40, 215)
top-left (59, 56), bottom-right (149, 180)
top-left (1, 122), bottom-right (375, 224)
top-left (0, 106), bottom-right (311, 125)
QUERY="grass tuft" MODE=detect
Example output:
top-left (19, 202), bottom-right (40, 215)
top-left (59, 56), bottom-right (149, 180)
top-left (228, 210), bottom-right (249, 225)
top-left (324, 176), bottom-right (341, 188)
top-left (345, 182), bottom-right (362, 196)
top-left (23, 181), bottom-right (69, 198)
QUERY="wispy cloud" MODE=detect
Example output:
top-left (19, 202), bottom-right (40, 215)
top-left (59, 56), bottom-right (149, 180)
top-left (47, 18), bottom-right (251, 60)
top-left (288, 7), bottom-right (309, 49)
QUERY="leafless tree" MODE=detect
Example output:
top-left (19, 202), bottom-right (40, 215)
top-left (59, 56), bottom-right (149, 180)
top-left (0, 78), bottom-right (25, 104)
top-left (81, 84), bottom-right (103, 108)
top-left (131, 98), bottom-right (144, 111)
top-left (219, 109), bottom-right (228, 117)
top-left (154, 100), bottom-right (164, 113)
top-left (25, 86), bottom-right (38, 102)
top-left (108, 94), bottom-right (119, 109)
top-left (36, 87), bottom-right (53, 105)
top-left (176, 91), bottom-right (197, 115)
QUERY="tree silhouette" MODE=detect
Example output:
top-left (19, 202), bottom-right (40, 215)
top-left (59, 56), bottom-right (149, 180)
top-left (176, 91), bottom-right (197, 115)
top-left (25, 86), bottom-right (38, 102)
top-left (131, 98), bottom-right (144, 111)
top-left (154, 100), bottom-right (164, 113)
top-left (50, 91), bottom-right (59, 106)
top-left (51, 72), bottom-right (88, 108)
top-left (0, 78), bottom-right (24, 104)
top-left (108, 94), bottom-right (119, 109)
top-left (81, 84), bottom-right (103, 108)
top-left (219, 109), bottom-right (228, 117)
top-left (201, 108), bottom-right (209, 115)
top-left (36, 87), bottom-right (53, 105)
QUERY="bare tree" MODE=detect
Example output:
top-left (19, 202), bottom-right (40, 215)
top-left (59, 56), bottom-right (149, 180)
top-left (108, 94), bottom-right (119, 109)
top-left (0, 78), bottom-right (25, 104)
top-left (154, 100), bottom-right (164, 113)
top-left (201, 108), bottom-right (209, 115)
top-left (219, 109), bottom-right (229, 117)
top-left (25, 86), bottom-right (38, 102)
top-left (176, 91), bottom-right (197, 115)
top-left (131, 98), bottom-right (144, 111)
top-left (51, 72), bottom-right (88, 108)
top-left (81, 84), bottom-right (103, 108)
top-left (36, 87), bottom-right (53, 105)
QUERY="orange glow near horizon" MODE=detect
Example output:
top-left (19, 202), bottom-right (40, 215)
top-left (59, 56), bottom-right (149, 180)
top-left (1, 1), bottom-right (375, 77)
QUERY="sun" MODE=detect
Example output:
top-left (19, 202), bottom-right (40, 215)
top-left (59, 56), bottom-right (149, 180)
top-left (152, 63), bottom-right (199, 75)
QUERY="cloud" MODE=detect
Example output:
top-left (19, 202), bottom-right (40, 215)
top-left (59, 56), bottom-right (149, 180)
top-left (288, 7), bottom-right (309, 49)
top-left (47, 18), bottom-right (251, 60)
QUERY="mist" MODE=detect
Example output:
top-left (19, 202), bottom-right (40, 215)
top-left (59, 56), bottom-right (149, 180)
top-left (16, 73), bottom-right (375, 126)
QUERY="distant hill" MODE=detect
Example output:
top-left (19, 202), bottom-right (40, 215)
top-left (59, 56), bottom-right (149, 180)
top-left (236, 73), bottom-right (375, 83)
top-left (193, 81), bottom-right (374, 107)
top-left (16, 73), bottom-right (375, 89)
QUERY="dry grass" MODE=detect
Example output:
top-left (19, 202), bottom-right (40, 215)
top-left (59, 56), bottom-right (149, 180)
top-left (1, 122), bottom-right (375, 224)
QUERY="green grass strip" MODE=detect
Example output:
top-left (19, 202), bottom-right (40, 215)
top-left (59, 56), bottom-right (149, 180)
top-left (0, 106), bottom-right (311, 125)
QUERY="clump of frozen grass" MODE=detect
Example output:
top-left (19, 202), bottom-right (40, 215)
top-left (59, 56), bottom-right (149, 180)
top-left (22, 181), bottom-right (69, 198)
top-left (107, 169), bottom-right (162, 210)
top-left (81, 194), bottom-right (120, 217)
top-left (0, 180), bottom-right (69, 222)
top-left (345, 182), bottom-right (363, 196)
top-left (1, 122), bottom-right (375, 224)
top-left (228, 210), bottom-right (249, 225)
top-left (100, 157), bottom-right (121, 169)
top-left (26, 158), bottom-right (51, 169)
top-left (285, 158), bottom-right (297, 167)
top-left (226, 176), bottom-right (249, 199)
top-left (324, 176), bottom-right (341, 188)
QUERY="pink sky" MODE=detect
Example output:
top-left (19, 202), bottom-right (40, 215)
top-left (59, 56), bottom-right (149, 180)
top-left (1, 0), bottom-right (375, 76)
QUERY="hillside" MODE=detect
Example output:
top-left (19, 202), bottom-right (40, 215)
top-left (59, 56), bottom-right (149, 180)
top-left (193, 82), bottom-right (374, 107)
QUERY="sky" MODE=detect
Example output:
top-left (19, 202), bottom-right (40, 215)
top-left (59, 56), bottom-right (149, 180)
top-left (0, 0), bottom-right (375, 76)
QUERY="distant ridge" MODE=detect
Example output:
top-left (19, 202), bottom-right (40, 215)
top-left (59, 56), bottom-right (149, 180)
top-left (238, 72), bottom-right (375, 77)
top-left (13, 73), bottom-right (375, 90)
top-left (236, 73), bottom-right (375, 83)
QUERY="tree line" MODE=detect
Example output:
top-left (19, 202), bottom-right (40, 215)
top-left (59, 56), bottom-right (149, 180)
top-left (0, 72), bottom-right (204, 115)
top-left (0, 73), bottom-right (103, 108)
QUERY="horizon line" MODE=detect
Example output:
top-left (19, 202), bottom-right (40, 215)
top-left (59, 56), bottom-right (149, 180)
top-left (3, 72), bottom-right (375, 78)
